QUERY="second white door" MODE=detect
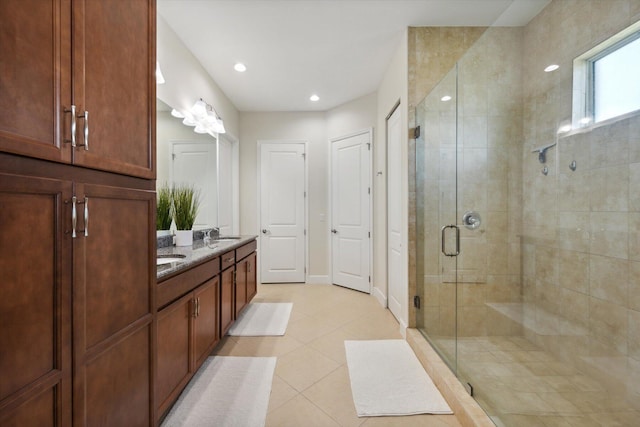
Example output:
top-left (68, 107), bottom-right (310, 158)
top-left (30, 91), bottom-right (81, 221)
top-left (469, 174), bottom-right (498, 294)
top-left (331, 130), bottom-right (371, 293)
top-left (259, 143), bottom-right (306, 283)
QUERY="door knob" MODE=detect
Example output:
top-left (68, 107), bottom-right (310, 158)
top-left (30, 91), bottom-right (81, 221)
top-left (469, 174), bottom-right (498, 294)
top-left (262, 229), bottom-right (268, 234)
top-left (331, 229), bottom-right (338, 234)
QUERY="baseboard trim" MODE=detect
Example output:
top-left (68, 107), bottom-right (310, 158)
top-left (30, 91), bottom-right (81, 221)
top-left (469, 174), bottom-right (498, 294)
top-left (372, 286), bottom-right (387, 308)
top-left (306, 275), bottom-right (330, 284)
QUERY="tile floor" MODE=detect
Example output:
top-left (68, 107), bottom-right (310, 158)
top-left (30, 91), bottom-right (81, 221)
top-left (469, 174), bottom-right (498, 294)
top-left (429, 336), bottom-right (640, 427)
top-left (213, 283), bottom-right (462, 427)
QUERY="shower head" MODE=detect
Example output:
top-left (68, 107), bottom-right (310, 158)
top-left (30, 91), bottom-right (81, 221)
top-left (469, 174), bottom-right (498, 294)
top-left (532, 142), bottom-right (556, 164)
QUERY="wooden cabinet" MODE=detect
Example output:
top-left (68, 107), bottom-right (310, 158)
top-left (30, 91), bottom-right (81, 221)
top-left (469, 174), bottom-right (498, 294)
top-left (1, 1), bottom-right (155, 424)
top-left (220, 266), bottom-right (235, 337)
top-left (0, 163), bottom-right (156, 427)
top-left (235, 252), bottom-right (257, 318)
top-left (156, 293), bottom-right (191, 426)
top-left (156, 266), bottom-right (220, 422)
top-left (0, 173), bottom-right (72, 426)
top-left (0, 0), bottom-right (155, 179)
top-left (72, 182), bottom-right (155, 427)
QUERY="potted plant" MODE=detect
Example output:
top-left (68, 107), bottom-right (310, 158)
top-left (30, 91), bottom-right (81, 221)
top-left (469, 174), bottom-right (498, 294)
top-left (156, 183), bottom-right (172, 236)
top-left (172, 183), bottom-right (200, 246)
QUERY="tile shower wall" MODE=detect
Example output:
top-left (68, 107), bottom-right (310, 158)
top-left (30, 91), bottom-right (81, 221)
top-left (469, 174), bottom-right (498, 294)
top-left (521, 0), bottom-right (640, 408)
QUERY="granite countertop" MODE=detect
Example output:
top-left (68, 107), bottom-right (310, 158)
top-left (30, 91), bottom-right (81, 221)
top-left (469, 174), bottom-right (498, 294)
top-left (157, 235), bottom-right (257, 281)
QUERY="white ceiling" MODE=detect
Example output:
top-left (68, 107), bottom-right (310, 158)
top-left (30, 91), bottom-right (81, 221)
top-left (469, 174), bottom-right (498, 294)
top-left (158, 0), bottom-right (549, 112)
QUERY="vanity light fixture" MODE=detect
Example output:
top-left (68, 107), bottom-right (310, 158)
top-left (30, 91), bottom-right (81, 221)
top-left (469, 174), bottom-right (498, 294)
top-left (310, 94), bottom-right (320, 102)
top-left (441, 95), bottom-right (452, 102)
top-left (234, 63), bottom-right (247, 72)
top-left (173, 99), bottom-right (226, 136)
top-left (544, 64), bottom-right (560, 72)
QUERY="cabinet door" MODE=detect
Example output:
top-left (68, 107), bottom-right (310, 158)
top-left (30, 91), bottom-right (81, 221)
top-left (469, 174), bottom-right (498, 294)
top-left (72, 182), bottom-right (154, 426)
top-left (0, 0), bottom-right (72, 164)
top-left (220, 268), bottom-right (235, 336)
top-left (235, 259), bottom-right (248, 318)
top-left (0, 173), bottom-right (72, 425)
top-left (193, 277), bottom-right (220, 369)
top-left (246, 252), bottom-right (258, 302)
top-left (156, 293), bottom-right (193, 420)
top-left (72, 0), bottom-right (155, 178)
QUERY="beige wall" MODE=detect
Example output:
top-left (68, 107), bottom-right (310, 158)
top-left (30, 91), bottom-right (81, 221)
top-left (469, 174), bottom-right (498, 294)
top-left (239, 94), bottom-right (379, 282)
top-left (375, 31), bottom-right (409, 322)
top-left (520, 0), bottom-right (640, 402)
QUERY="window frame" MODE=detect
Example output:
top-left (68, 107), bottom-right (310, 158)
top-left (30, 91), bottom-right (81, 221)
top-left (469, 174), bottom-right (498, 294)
top-left (572, 20), bottom-right (640, 131)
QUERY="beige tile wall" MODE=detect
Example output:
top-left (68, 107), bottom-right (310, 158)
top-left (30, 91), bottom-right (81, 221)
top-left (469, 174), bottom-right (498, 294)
top-left (521, 0), bottom-right (640, 407)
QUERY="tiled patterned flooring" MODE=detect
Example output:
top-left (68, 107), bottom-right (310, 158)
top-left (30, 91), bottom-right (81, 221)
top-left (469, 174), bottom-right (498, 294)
top-left (429, 336), bottom-right (640, 427)
top-left (213, 283), bottom-right (462, 427)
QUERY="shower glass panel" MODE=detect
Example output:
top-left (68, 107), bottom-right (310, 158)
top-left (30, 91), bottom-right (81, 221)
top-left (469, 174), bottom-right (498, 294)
top-left (416, 4), bottom-right (640, 424)
top-left (415, 66), bottom-right (459, 372)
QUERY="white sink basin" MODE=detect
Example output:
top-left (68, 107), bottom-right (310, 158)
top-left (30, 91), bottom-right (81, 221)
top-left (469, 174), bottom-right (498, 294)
top-left (156, 254), bottom-right (186, 265)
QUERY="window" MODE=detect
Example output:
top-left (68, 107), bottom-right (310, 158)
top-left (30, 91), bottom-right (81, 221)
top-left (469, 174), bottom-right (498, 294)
top-left (573, 21), bottom-right (640, 127)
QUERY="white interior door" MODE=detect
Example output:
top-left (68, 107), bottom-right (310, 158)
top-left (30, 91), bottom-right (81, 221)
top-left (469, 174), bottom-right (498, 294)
top-left (217, 137), bottom-right (233, 236)
top-left (260, 143), bottom-right (306, 283)
top-left (172, 142), bottom-right (217, 228)
top-left (387, 107), bottom-right (404, 322)
top-left (331, 131), bottom-right (371, 293)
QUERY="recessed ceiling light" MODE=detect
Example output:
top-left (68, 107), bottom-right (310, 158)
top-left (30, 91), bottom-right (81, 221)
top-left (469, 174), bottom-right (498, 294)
top-left (441, 95), bottom-right (452, 102)
top-left (544, 64), bottom-right (560, 72)
top-left (234, 63), bottom-right (247, 72)
top-left (310, 94), bottom-right (320, 102)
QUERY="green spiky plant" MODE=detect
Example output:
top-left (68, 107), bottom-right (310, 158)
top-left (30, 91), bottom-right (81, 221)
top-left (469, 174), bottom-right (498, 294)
top-left (172, 184), bottom-right (201, 230)
top-left (156, 184), bottom-right (173, 230)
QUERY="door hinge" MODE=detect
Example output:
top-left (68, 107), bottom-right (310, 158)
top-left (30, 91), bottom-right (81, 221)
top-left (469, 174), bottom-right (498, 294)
top-left (304, 229), bottom-right (307, 236)
top-left (368, 187), bottom-right (370, 195)
top-left (302, 152), bottom-right (306, 159)
top-left (368, 231), bottom-right (370, 238)
top-left (413, 125), bottom-right (421, 139)
top-left (304, 191), bottom-right (306, 198)
top-left (413, 295), bottom-right (421, 309)
top-left (366, 142), bottom-right (371, 151)
top-left (368, 275), bottom-right (371, 283)
top-left (172, 153), bottom-right (176, 160)
top-left (465, 382), bottom-right (474, 397)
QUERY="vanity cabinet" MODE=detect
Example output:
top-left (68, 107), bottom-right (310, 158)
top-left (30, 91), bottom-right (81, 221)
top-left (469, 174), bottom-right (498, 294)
top-left (220, 250), bottom-right (236, 336)
top-left (0, 0), bottom-right (155, 179)
top-left (156, 258), bottom-right (221, 422)
top-left (235, 243), bottom-right (258, 318)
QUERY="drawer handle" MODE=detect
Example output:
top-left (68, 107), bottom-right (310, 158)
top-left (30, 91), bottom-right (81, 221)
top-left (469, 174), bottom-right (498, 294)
top-left (224, 257), bottom-right (235, 263)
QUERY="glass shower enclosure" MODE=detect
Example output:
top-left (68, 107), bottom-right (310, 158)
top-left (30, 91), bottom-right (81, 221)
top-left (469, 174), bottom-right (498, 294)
top-left (415, 10), bottom-right (640, 424)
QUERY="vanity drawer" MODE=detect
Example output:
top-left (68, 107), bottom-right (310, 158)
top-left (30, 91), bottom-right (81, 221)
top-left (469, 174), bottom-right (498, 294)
top-left (221, 250), bottom-right (236, 271)
top-left (157, 256), bottom-right (220, 309)
top-left (236, 240), bottom-right (257, 261)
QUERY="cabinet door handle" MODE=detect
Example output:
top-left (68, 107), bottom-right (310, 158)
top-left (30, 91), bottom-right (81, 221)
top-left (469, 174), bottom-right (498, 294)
top-left (71, 196), bottom-right (77, 238)
top-left (77, 110), bottom-right (89, 151)
top-left (196, 297), bottom-right (200, 317)
top-left (64, 105), bottom-right (77, 147)
top-left (82, 196), bottom-right (89, 237)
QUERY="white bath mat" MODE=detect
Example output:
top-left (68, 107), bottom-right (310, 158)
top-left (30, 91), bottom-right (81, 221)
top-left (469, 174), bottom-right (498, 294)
top-left (227, 302), bottom-right (293, 336)
top-left (161, 356), bottom-right (276, 427)
top-left (345, 339), bottom-right (453, 417)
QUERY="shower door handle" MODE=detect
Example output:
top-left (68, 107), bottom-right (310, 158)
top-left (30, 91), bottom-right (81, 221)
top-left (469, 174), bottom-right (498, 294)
top-left (441, 225), bottom-right (460, 257)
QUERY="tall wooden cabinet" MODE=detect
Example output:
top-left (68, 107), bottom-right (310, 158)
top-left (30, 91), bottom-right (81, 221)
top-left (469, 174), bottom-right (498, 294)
top-left (0, 0), bottom-right (154, 179)
top-left (0, 0), bottom-right (156, 426)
